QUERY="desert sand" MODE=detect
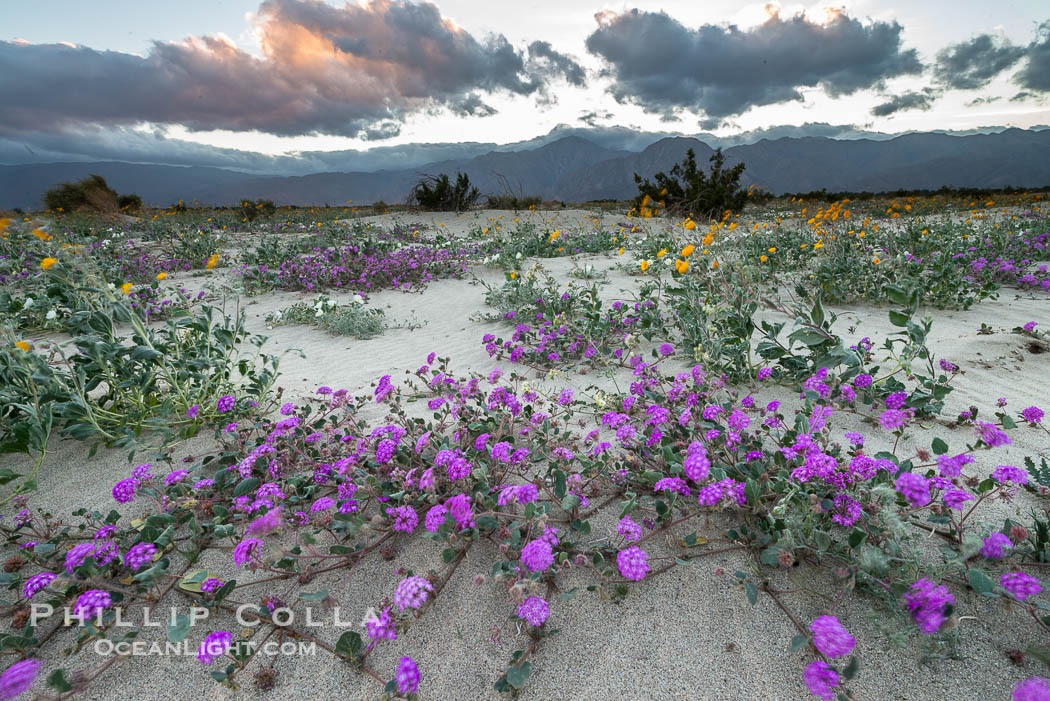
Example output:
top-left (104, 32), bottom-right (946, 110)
top-left (3, 209), bottom-right (1049, 700)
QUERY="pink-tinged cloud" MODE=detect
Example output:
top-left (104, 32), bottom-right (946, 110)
top-left (0, 0), bottom-right (585, 139)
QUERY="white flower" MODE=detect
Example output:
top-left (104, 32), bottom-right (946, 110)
top-left (22, 298), bottom-right (33, 309)
top-left (352, 294), bottom-right (365, 305)
top-left (45, 309), bottom-right (57, 320)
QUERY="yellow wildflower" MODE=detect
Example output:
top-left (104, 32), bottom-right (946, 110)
top-left (205, 252), bottom-right (220, 269)
top-left (640, 260), bottom-right (649, 272)
top-left (680, 244), bottom-right (694, 257)
top-left (33, 228), bottom-right (52, 241)
top-left (156, 272), bottom-right (167, 281)
top-left (40, 257), bottom-right (57, 270)
top-left (121, 282), bottom-right (133, 294)
top-left (15, 341), bottom-right (30, 352)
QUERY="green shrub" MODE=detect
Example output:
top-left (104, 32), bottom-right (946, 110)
top-left (411, 172), bottom-right (479, 211)
top-left (117, 193), bottom-right (143, 212)
top-left (240, 199), bottom-right (277, 222)
top-left (485, 193), bottom-right (541, 209)
top-left (43, 174), bottom-right (120, 213)
top-left (633, 148), bottom-right (747, 219)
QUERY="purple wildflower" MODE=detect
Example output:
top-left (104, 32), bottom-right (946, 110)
top-left (803, 660), bottom-right (839, 700)
top-left (124, 542), bottom-right (157, 571)
top-left (232, 538), bottom-right (263, 567)
top-left (112, 478), bottom-right (136, 504)
top-left (73, 589), bottom-right (111, 621)
top-left (521, 540), bottom-right (554, 572)
top-left (394, 576), bottom-right (433, 611)
top-left (895, 472), bottom-right (931, 508)
top-left (517, 596), bottom-right (550, 626)
top-left (903, 578), bottom-right (954, 634)
top-left (201, 578), bottom-right (223, 594)
top-left (216, 395), bottom-right (236, 413)
top-left (616, 546), bottom-right (650, 581)
top-left (0, 659), bottom-right (42, 699)
top-left (809, 616), bottom-right (855, 658)
top-left (980, 532), bottom-right (1013, 559)
top-left (22, 572), bottom-right (56, 600)
top-left (197, 631), bottom-right (233, 665)
top-left (395, 657), bottom-right (420, 695)
top-left (386, 506), bottom-right (418, 533)
top-left (1001, 572), bottom-right (1042, 601)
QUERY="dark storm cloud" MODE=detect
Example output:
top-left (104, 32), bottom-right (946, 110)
top-left (932, 34), bottom-right (1026, 90)
top-left (871, 89), bottom-right (938, 117)
top-left (0, 0), bottom-right (586, 139)
top-left (583, 7), bottom-right (921, 120)
top-left (1015, 21), bottom-right (1050, 93)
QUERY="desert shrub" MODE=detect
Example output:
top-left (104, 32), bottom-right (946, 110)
top-left (240, 199), bottom-right (277, 222)
top-left (266, 295), bottom-right (387, 338)
top-left (633, 148), bottom-right (747, 219)
top-left (42, 174), bottom-right (120, 213)
top-left (485, 193), bottom-right (541, 209)
top-left (117, 193), bottom-right (143, 212)
top-left (411, 172), bottom-right (479, 212)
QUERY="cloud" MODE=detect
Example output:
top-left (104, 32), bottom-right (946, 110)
top-left (578, 110), bottom-right (613, 127)
top-left (932, 34), bottom-right (1025, 90)
top-left (966, 95), bottom-right (1002, 106)
top-left (0, 0), bottom-right (585, 139)
top-left (583, 7), bottom-right (921, 121)
top-left (1016, 21), bottom-right (1050, 93)
top-left (871, 89), bottom-right (938, 117)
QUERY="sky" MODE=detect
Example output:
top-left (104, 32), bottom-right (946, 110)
top-left (2, 0), bottom-right (1049, 171)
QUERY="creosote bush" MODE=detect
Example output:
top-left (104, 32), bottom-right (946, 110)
top-left (42, 175), bottom-right (139, 214)
top-left (633, 148), bottom-right (747, 219)
top-left (411, 172), bottom-right (480, 212)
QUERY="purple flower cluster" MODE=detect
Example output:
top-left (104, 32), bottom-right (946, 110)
top-left (73, 589), bottom-right (112, 621)
top-left (616, 546), bottom-right (650, 581)
top-left (517, 596), bottom-right (550, 626)
top-left (395, 656), bottom-right (420, 695)
top-left (197, 631), bottom-right (233, 665)
top-left (0, 659), bottom-right (42, 699)
top-left (803, 660), bottom-right (839, 700)
top-left (393, 576), bottom-right (433, 611)
top-left (809, 615), bottom-right (855, 658)
top-left (1001, 572), bottom-right (1042, 601)
top-left (903, 578), bottom-right (954, 634)
top-left (124, 542), bottom-right (158, 571)
top-left (22, 572), bottom-right (56, 600)
top-left (521, 540), bottom-right (555, 572)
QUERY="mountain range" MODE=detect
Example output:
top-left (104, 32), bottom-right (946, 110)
top-left (2, 127), bottom-right (1049, 210)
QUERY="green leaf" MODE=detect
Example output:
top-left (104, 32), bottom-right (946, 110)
top-left (298, 590), bottom-right (329, 602)
top-left (888, 309), bottom-right (910, 327)
top-left (968, 568), bottom-right (996, 595)
top-left (47, 670), bottom-right (73, 693)
top-left (842, 655), bottom-right (860, 681)
top-left (506, 662), bottom-right (531, 690)
top-left (744, 581), bottom-right (758, 605)
top-left (233, 477), bottom-right (260, 498)
top-left (335, 631), bottom-right (362, 658)
top-left (789, 634), bottom-right (808, 652)
top-left (167, 613), bottom-right (191, 643)
top-left (931, 437), bottom-right (948, 456)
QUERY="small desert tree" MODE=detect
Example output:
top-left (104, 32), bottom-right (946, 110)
top-left (411, 172), bottom-right (480, 212)
top-left (633, 148), bottom-right (747, 219)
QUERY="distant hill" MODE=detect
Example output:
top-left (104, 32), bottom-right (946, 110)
top-left (3, 128), bottom-right (1050, 210)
